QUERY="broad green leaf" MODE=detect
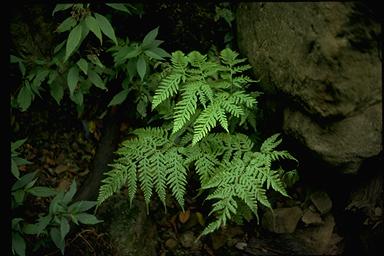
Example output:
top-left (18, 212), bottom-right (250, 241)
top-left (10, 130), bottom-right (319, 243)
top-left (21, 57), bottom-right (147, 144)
top-left (63, 179), bottom-right (77, 204)
top-left (23, 223), bottom-right (40, 235)
top-left (85, 15), bottom-right (102, 44)
top-left (94, 13), bottom-right (117, 45)
top-left (146, 39), bottom-right (163, 49)
top-left (108, 89), bottom-right (129, 106)
top-left (49, 191), bottom-right (65, 214)
top-left (25, 178), bottom-right (38, 190)
top-left (87, 54), bottom-right (104, 68)
top-left (54, 41), bottom-right (66, 54)
top-left (79, 19), bottom-right (90, 45)
top-left (31, 70), bottom-right (50, 97)
top-left (76, 58), bottom-right (88, 75)
top-left (11, 159), bottom-right (20, 179)
top-left (65, 24), bottom-right (82, 61)
top-left (12, 172), bottom-right (36, 191)
top-left (148, 47), bottom-right (171, 58)
top-left (105, 3), bottom-right (132, 14)
top-left (60, 218), bottom-right (70, 241)
top-left (12, 232), bottom-right (26, 256)
top-left (18, 62), bottom-right (26, 77)
top-left (11, 138), bottom-right (27, 151)
top-left (137, 98), bottom-right (147, 117)
top-left (52, 4), bottom-right (73, 16)
top-left (70, 90), bottom-right (83, 106)
top-left (67, 66), bottom-right (79, 95)
top-left (124, 48), bottom-right (140, 59)
top-left (13, 157), bottom-right (31, 166)
top-left (50, 227), bottom-right (65, 254)
top-left (126, 59), bottom-right (137, 80)
top-left (88, 70), bottom-right (106, 90)
top-left (76, 213), bottom-right (103, 225)
top-left (56, 16), bottom-right (77, 33)
top-left (142, 27), bottom-right (159, 49)
top-left (48, 71), bottom-right (58, 85)
top-left (28, 186), bottom-right (58, 197)
top-left (137, 55), bottom-right (146, 81)
top-left (10, 55), bottom-right (22, 63)
top-left (50, 83), bottom-right (64, 104)
top-left (35, 215), bottom-right (52, 235)
top-left (17, 85), bottom-right (33, 112)
top-left (68, 201), bottom-right (97, 213)
top-left (13, 190), bottom-right (25, 205)
top-left (144, 50), bottom-right (163, 60)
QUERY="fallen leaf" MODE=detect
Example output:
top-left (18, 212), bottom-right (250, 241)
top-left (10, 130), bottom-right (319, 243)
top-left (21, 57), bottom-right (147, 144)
top-left (195, 212), bottom-right (205, 226)
top-left (54, 164), bottom-right (70, 174)
top-left (56, 178), bottom-right (72, 191)
top-left (179, 209), bottom-right (190, 224)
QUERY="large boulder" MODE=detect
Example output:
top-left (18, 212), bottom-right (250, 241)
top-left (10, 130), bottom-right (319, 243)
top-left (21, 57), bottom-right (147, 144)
top-left (237, 2), bottom-right (382, 173)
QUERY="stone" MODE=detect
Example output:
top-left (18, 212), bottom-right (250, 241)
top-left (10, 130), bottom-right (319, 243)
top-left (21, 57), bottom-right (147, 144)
top-left (310, 191), bottom-right (333, 214)
top-left (294, 214), bottom-right (338, 255)
top-left (302, 208), bottom-right (323, 225)
top-left (283, 104), bottom-right (382, 173)
top-left (237, 2), bottom-right (382, 173)
top-left (165, 238), bottom-right (178, 250)
top-left (262, 207), bottom-right (303, 233)
top-left (179, 231), bottom-right (202, 250)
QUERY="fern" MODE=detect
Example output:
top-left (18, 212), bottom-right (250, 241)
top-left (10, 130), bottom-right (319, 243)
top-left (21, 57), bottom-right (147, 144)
top-left (99, 48), bottom-right (298, 239)
top-left (97, 127), bottom-right (188, 211)
top-left (194, 133), bottom-right (296, 236)
top-left (152, 48), bottom-right (259, 144)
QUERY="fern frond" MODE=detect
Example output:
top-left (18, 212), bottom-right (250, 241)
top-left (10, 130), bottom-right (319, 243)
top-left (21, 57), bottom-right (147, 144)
top-left (195, 155), bottom-right (219, 186)
top-left (172, 83), bottom-right (200, 134)
top-left (264, 150), bottom-right (297, 162)
top-left (199, 83), bottom-right (214, 106)
top-left (230, 91), bottom-right (257, 108)
top-left (260, 133), bottom-right (282, 153)
top-left (193, 102), bottom-right (224, 145)
top-left (166, 148), bottom-right (187, 210)
top-left (152, 73), bottom-right (182, 110)
top-left (171, 51), bottom-right (188, 74)
top-left (220, 48), bottom-right (244, 66)
top-left (231, 65), bottom-right (252, 74)
top-left (149, 151), bottom-right (167, 209)
top-left (221, 97), bottom-right (245, 118)
top-left (97, 163), bottom-right (130, 206)
top-left (138, 157), bottom-right (153, 213)
top-left (256, 168), bottom-right (288, 197)
top-left (187, 51), bottom-right (207, 67)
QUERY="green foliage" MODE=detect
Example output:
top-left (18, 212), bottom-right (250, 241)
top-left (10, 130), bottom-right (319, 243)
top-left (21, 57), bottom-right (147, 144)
top-left (12, 177), bottom-right (102, 256)
top-left (152, 48), bottom-right (258, 145)
top-left (11, 138), bottom-right (32, 179)
top-left (11, 3), bottom-right (145, 113)
top-left (97, 127), bottom-right (187, 212)
top-left (107, 26), bottom-right (171, 115)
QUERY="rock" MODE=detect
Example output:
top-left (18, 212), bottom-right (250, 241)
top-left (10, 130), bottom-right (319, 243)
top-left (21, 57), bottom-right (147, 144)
top-left (237, 2), bottom-right (382, 173)
top-left (302, 208), bottom-right (323, 225)
top-left (310, 191), bottom-right (333, 214)
top-left (165, 238), bottom-right (178, 250)
top-left (179, 231), bottom-right (202, 250)
top-left (294, 214), bottom-right (339, 255)
top-left (262, 207), bottom-right (303, 233)
top-left (283, 104), bottom-right (382, 173)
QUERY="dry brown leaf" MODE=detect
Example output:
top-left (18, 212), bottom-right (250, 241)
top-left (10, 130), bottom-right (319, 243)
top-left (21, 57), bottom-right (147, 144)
top-left (179, 209), bottom-right (190, 224)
